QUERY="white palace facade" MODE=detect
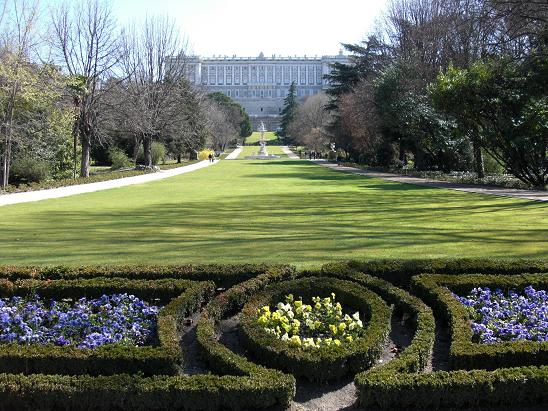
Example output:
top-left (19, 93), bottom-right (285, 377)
top-left (173, 52), bottom-right (348, 130)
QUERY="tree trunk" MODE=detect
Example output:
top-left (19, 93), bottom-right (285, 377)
top-left (142, 136), bottom-right (152, 167)
top-left (472, 139), bottom-right (485, 178)
top-left (177, 153), bottom-right (181, 163)
top-left (80, 136), bottom-right (91, 178)
top-left (73, 132), bottom-right (78, 179)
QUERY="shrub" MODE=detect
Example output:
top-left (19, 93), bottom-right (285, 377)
top-left (411, 273), bottom-right (548, 370)
top-left (198, 149), bottom-right (214, 160)
top-left (0, 277), bottom-right (215, 376)
top-left (9, 156), bottom-right (50, 185)
top-left (137, 142), bottom-right (167, 165)
top-left (108, 147), bottom-right (133, 170)
top-left (239, 277), bottom-right (391, 381)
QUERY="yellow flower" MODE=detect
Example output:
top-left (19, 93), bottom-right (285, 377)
top-left (329, 324), bottom-right (338, 335)
top-left (338, 322), bottom-right (347, 332)
top-left (289, 335), bottom-right (301, 346)
top-left (346, 335), bottom-right (353, 343)
top-left (333, 339), bottom-right (341, 346)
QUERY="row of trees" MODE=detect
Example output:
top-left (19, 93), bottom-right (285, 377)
top-left (0, 0), bottom-right (248, 189)
top-left (311, 0), bottom-right (546, 189)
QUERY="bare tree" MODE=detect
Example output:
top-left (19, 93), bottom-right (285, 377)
top-left (50, 0), bottom-right (119, 177)
top-left (288, 92), bottom-right (332, 152)
top-left (204, 100), bottom-right (237, 152)
top-left (116, 15), bottom-right (189, 167)
top-left (0, 0), bottom-right (40, 189)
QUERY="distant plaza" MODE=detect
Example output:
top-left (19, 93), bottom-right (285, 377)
top-left (175, 51), bottom-right (348, 129)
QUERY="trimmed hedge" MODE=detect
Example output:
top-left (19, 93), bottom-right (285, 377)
top-left (195, 266), bottom-right (297, 408)
top-left (0, 278), bottom-right (215, 376)
top-left (411, 273), bottom-right (548, 370)
top-left (323, 258), bottom-right (548, 287)
top-left (0, 264), bottom-right (295, 288)
top-left (239, 277), bottom-right (391, 381)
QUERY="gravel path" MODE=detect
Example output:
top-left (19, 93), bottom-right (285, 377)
top-left (224, 147), bottom-right (243, 160)
top-left (282, 146), bottom-right (300, 159)
top-left (0, 160), bottom-right (217, 207)
top-left (313, 160), bottom-right (548, 202)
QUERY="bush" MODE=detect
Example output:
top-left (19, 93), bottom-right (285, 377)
top-left (239, 277), bottom-right (391, 381)
top-left (411, 273), bottom-right (548, 370)
top-left (326, 258), bottom-right (548, 287)
top-left (0, 263), bottom-right (295, 288)
top-left (198, 149), bottom-right (214, 160)
top-left (137, 142), bottom-right (167, 165)
top-left (0, 277), bottom-right (215, 376)
top-left (9, 156), bottom-right (50, 185)
top-left (108, 147), bottom-right (133, 170)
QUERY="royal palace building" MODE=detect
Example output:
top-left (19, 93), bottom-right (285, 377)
top-left (170, 51), bottom-right (348, 130)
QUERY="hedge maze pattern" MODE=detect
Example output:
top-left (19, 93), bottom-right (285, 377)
top-left (0, 260), bottom-right (546, 410)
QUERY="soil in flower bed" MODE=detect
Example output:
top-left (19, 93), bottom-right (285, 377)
top-left (0, 294), bottom-right (160, 349)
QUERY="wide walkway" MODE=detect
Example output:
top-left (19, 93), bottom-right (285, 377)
top-left (0, 160), bottom-right (217, 207)
top-left (224, 147), bottom-right (242, 160)
top-left (282, 146), bottom-right (299, 159)
top-left (313, 161), bottom-right (548, 202)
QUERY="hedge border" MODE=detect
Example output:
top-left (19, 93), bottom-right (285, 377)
top-left (0, 264), bottom-right (295, 288)
top-left (411, 273), bottom-right (548, 370)
top-left (316, 266), bottom-right (548, 409)
top-left (0, 277), bottom-right (215, 376)
top-left (195, 267), bottom-right (297, 408)
top-left (239, 277), bottom-right (391, 381)
top-left (323, 258), bottom-right (548, 287)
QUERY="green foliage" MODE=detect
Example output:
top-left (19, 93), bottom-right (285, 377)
top-left (279, 82), bottom-right (298, 140)
top-left (0, 263), bottom-right (295, 288)
top-left (108, 147), bottom-right (132, 170)
top-left (137, 142), bottom-right (166, 165)
top-left (239, 277), bottom-right (391, 381)
top-left (9, 156), bottom-right (50, 184)
top-left (430, 56), bottom-right (548, 189)
top-left (208, 92), bottom-right (252, 138)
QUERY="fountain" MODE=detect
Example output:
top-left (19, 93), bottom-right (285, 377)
top-left (244, 122), bottom-right (280, 160)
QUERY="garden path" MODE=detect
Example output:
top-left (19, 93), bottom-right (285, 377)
top-left (313, 161), bottom-right (548, 202)
top-left (282, 146), bottom-right (299, 159)
top-left (0, 159), bottom-right (217, 207)
top-left (224, 147), bottom-right (242, 160)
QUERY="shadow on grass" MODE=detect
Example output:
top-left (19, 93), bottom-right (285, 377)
top-left (2, 186), bottom-right (546, 264)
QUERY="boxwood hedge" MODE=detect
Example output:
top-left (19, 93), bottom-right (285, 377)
top-left (411, 273), bottom-right (548, 370)
top-left (239, 277), bottom-right (391, 381)
top-left (0, 277), bottom-right (215, 376)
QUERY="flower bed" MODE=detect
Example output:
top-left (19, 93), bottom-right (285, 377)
top-left (257, 293), bottom-right (365, 349)
top-left (239, 277), bottom-right (391, 381)
top-left (0, 294), bottom-right (159, 349)
top-left (454, 286), bottom-right (548, 344)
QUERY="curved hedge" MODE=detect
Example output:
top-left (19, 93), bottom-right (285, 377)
top-left (239, 277), bottom-right (391, 381)
top-left (0, 278), bottom-right (215, 376)
top-left (195, 267), bottom-right (297, 408)
top-left (411, 273), bottom-right (548, 370)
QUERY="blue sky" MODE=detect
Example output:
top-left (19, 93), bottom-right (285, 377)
top-left (108, 0), bottom-right (388, 57)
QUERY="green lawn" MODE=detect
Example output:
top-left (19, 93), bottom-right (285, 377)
top-left (236, 145), bottom-right (288, 158)
top-left (245, 131), bottom-right (279, 144)
top-left (0, 160), bottom-right (547, 267)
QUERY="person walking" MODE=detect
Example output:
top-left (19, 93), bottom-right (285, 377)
top-left (208, 153), bottom-right (213, 163)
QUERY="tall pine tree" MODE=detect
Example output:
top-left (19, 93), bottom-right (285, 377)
top-left (279, 81), bottom-right (298, 141)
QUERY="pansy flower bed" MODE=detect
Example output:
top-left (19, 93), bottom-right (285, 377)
top-left (0, 293), bottom-right (160, 349)
top-left (454, 286), bottom-right (548, 344)
top-left (257, 293), bottom-right (365, 349)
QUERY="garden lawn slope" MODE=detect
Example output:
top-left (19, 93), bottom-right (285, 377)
top-left (245, 131), bottom-right (279, 145)
top-left (0, 160), bottom-right (546, 266)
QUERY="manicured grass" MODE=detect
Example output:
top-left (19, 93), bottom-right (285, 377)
top-left (0, 160), bottom-right (546, 267)
top-left (245, 131), bottom-right (279, 144)
top-left (237, 145), bottom-right (289, 159)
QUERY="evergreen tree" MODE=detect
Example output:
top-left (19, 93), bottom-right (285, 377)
top-left (279, 81), bottom-right (298, 141)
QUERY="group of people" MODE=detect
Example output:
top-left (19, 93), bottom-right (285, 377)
top-left (207, 153), bottom-right (215, 162)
